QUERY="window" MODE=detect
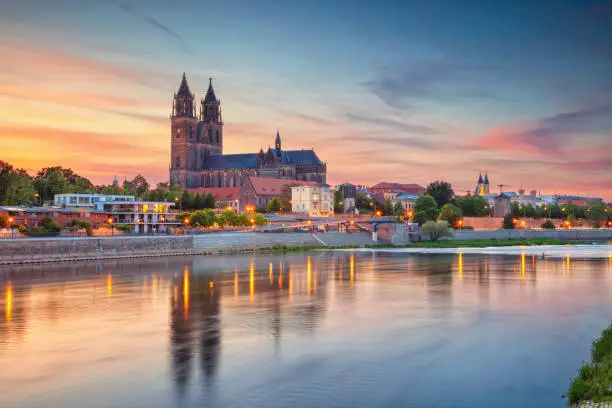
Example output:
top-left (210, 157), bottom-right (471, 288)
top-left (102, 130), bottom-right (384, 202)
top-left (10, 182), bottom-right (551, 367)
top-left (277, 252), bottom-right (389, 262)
top-left (216, 129), bottom-right (220, 144)
top-left (208, 128), bottom-right (213, 143)
top-left (175, 156), bottom-right (181, 168)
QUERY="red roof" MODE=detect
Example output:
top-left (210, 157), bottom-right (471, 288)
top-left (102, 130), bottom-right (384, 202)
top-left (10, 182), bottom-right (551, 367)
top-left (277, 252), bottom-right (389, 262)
top-left (187, 187), bottom-right (240, 201)
top-left (248, 177), bottom-right (316, 196)
top-left (370, 182), bottom-right (425, 194)
top-left (557, 199), bottom-right (588, 207)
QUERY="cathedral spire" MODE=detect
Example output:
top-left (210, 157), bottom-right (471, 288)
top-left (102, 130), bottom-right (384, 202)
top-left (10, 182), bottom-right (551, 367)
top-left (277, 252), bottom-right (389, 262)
top-left (204, 77), bottom-right (218, 103)
top-left (177, 72), bottom-right (192, 97)
top-left (275, 129), bottom-right (281, 153)
top-left (173, 73), bottom-right (195, 118)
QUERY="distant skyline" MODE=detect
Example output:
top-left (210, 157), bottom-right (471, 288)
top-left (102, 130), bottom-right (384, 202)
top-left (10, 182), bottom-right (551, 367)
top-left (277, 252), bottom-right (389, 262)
top-left (0, 0), bottom-right (610, 199)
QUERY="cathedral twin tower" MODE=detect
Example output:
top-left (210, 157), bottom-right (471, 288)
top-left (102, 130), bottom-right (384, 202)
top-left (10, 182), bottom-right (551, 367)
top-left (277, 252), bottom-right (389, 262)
top-left (170, 74), bottom-right (326, 189)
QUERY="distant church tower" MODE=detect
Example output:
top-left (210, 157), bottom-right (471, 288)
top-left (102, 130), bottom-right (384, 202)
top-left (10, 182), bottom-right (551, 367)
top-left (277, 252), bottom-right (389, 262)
top-left (474, 173), bottom-right (490, 196)
top-left (170, 73), bottom-right (197, 187)
top-left (199, 78), bottom-right (223, 157)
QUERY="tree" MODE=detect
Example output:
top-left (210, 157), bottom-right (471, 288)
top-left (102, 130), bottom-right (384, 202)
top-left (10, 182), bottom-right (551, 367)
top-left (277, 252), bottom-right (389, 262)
top-left (414, 195), bottom-right (438, 221)
top-left (217, 209), bottom-right (237, 227)
top-left (381, 199), bottom-right (395, 216)
top-left (100, 184), bottom-right (125, 196)
top-left (193, 193), bottom-right (205, 209)
top-left (234, 213), bottom-right (251, 227)
top-left (266, 197), bottom-right (282, 213)
top-left (251, 213), bottom-right (267, 226)
top-left (502, 213), bottom-right (515, 229)
top-left (412, 211), bottom-right (429, 226)
top-left (189, 209), bottom-right (216, 227)
top-left (587, 202), bottom-right (607, 228)
top-left (0, 215), bottom-right (7, 228)
top-left (3, 172), bottom-right (36, 205)
top-left (454, 195), bottom-right (487, 217)
top-left (33, 169), bottom-right (68, 201)
top-left (203, 193), bottom-right (215, 209)
top-left (356, 192), bottom-right (373, 212)
top-left (439, 203), bottom-right (462, 227)
top-left (420, 221), bottom-right (452, 242)
top-left (40, 216), bottom-right (62, 232)
top-left (280, 183), bottom-right (299, 210)
top-left (334, 189), bottom-right (343, 213)
top-left (393, 201), bottom-right (404, 217)
top-left (425, 181), bottom-right (454, 208)
top-left (180, 190), bottom-right (192, 210)
top-left (132, 174), bottom-right (150, 198)
top-left (541, 219), bottom-right (555, 229)
top-left (510, 202), bottom-right (521, 218)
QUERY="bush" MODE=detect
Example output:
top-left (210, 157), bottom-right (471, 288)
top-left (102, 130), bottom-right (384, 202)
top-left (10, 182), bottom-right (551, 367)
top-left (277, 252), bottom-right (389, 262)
top-left (114, 224), bottom-right (133, 233)
top-left (460, 225), bottom-right (474, 230)
top-left (0, 215), bottom-right (7, 228)
top-left (71, 220), bottom-right (93, 236)
top-left (412, 211), bottom-right (429, 226)
top-left (251, 213), bottom-right (267, 226)
top-left (40, 216), bottom-right (62, 232)
top-left (540, 219), bottom-right (555, 229)
top-left (420, 221), bottom-right (452, 242)
top-left (502, 214), bottom-right (515, 229)
top-left (189, 209), bottom-right (216, 227)
top-left (11, 223), bottom-right (26, 233)
top-left (439, 203), bottom-right (462, 227)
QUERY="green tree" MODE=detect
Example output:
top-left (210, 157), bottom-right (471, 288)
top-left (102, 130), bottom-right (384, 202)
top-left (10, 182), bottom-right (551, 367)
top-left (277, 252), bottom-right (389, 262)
top-left (412, 211), bottom-right (429, 226)
top-left (414, 195), bottom-right (438, 221)
top-left (356, 192), bottom-right (373, 212)
top-left (193, 193), bottom-right (205, 209)
top-left (3, 172), bottom-right (36, 205)
top-left (203, 193), bottom-right (216, 209)
top-left (425, 181), bottom-right (454, 208)
top-left (439, 203), bottom-right (463, 227)
top-left (217, 209), bottom-right (237, 227)
top-left (587, 202), bottom-right (606, 228)
top-left (132, 174), bottom-right (150, 198)
top-left (40, 216), bottom-right (62, 232)
top-left (189, 209), bottom-right (216, 227)
top-left (234, 213), bottom-right (251, 227)
top-left (420, 221), bottom-right (452, 242)
top-left (334, 189), bottom-right (343, 213)
top-left (33, 169), bottom-right (68, 201)
top-left (266, 197), bottom-right (282, 213)
top-left (454, 195), bottom-right (487, 217)
top-left (510, 202), bottom-right (521, 218)
top-left (393, 201), bottom-right (404, 216)
top-left (251, 213), bottom-right (268, 226)
top-left (180, 190), bottom-right (192, 210)
top-left (502, 213), bottom-right (515, 229)
top-left (175, 212), bottom-right (191, 223)
top-left (381, 199), bottom-right (395, 216)
top-left (0, 215), bottom-right (7, 228)
top-left (100, 184), bottom-right (125, 196)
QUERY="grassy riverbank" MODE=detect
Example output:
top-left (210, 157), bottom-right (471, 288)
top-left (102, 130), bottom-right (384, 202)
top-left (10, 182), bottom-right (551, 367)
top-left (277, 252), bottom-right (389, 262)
top-left (568, 324), bottom-right (612, 405)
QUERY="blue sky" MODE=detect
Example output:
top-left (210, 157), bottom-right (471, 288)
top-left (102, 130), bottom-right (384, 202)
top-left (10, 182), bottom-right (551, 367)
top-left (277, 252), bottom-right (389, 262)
top-left (0, 0), bottom-right (611, 198)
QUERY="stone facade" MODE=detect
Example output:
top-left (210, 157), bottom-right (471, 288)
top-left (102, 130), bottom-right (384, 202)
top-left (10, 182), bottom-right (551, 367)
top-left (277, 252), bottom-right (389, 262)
top-left (169, 74), bottom-right (327, 189)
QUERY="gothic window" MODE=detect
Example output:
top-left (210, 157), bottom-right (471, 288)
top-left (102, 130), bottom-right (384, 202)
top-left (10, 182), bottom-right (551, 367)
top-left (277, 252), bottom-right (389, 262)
top-left (208, 128), bottom-right (213, 143)
top-left (216, 129), bottom-right (220, 144)
top-left (233, 173), bottom-right (237, 186)
top-left (175, 156), bottom-right (181, 168)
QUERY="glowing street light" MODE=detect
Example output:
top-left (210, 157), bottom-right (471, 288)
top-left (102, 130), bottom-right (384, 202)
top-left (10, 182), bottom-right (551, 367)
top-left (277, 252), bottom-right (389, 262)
top-left (107, 217), bottom-right (114, 236)
top-left (376, 210), bottom-right (382, 216)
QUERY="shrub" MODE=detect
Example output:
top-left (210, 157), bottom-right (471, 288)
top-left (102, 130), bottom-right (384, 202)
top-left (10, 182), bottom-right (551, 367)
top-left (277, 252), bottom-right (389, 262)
top-left (540, 219), bottom-right (555, 229)
top-left (217, 209), bottom-right (237, 227)
top-left (189, 209), bottom-right (216, 227)
top-left (0, 215), bottom-right (7, 228)
top-left (11, 223), bottom-right (26, 233)
top-left (439, 203), bottom-right (462, 227)
top-left (40, 217), bottom-right (62, 232)
top-left (251, 213), bottom-right (267, 226)
top-left (502, 214), bottom-right (515, 229)
top-left (420, 221), bottom-right (452, 242)
top-left (114, 224), bottom-right (133, 233)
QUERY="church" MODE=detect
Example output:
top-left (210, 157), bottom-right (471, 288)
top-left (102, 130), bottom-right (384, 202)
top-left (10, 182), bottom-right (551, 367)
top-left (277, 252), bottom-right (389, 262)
top-left (169, 74), bottom-right (327, 189)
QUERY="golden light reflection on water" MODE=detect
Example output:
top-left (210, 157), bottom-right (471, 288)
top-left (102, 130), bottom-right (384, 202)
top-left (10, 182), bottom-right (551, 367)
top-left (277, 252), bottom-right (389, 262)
top-left (5, 282), bottom-right (12, 322)
top-left (350, 254), bottom-right (355, 286)
top-left (269, 263), bottom-right (273, 284)
top-left (249, 262), bottom-right (255, 301)
top-left (458, 253), bottom-right (463, 279)
top-left (307, 256), bottom-right (312, 297)
top-left (106, 273), bottom-right (112, 296)
top-left (521, 253), bottom-right (526, 280)
top-left (234, 270), bottom-right (239, 299)
top-left (183, 267), bottom-right (189, 319)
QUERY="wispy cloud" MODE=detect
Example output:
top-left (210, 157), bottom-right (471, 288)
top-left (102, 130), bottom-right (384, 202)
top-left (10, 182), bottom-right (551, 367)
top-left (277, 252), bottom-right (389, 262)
top-left (114, 2), bottom-right (189, 53)
top-left (345, 113), bottom-right (437, 135)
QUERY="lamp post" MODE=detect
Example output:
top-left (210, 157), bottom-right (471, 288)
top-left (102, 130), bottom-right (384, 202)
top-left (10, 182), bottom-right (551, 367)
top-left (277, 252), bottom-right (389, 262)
top-left (183, 218), bottom-right (190, 235)
top-left (457, 219), bottom-right (463, 230)
top-left (175, 196), bottom-right (180, 211)
top-left (8, 217), bottom-right (14, 238)
top-left (34, 193), bottom-right (40, 206)
top-left (107, 217), bottom-right (114, 236)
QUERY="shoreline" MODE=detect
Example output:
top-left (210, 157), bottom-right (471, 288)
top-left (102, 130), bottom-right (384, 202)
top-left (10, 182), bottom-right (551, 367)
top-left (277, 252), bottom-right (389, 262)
top-left (0, 235), bottom-right (609, 265)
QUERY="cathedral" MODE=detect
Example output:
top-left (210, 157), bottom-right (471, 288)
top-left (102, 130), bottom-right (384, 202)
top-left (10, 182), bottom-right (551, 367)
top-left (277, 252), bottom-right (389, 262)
top-left (169, 74), bottom-right (327, 188)
top-left (474, 173), bottom-right (490, 196)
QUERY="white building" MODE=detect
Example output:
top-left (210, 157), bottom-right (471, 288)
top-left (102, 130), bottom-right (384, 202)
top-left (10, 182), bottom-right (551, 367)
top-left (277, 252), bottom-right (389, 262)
top-left (55, 193), bottom-right (133, 209)
top-left (392, 193), bottom-right (419, 215)
top-left (54, 193), bottom-right (179, 233)
top-left (291, 185), bottom-right (334, 217)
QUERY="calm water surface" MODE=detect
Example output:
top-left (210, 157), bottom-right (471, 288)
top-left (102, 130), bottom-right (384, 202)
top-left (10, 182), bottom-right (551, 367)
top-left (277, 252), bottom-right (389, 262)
top-left (0, 251), bottom-right (611, 408)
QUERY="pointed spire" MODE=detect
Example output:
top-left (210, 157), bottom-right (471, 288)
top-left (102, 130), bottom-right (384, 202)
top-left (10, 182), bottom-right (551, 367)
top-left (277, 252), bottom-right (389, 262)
top-left (484, 172), bottom-right (489, 185)
top-left (275, 129), bottom-right (281, 154)
top-left (204, 77), bottom-right (217, 103)
top-left (478, 173), bottom-right (483, 184)
top-left (176, 72), bottom-right (192, 97)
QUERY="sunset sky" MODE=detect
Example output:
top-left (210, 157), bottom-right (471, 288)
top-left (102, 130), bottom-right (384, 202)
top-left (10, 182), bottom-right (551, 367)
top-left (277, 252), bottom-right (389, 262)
top-left (0, 0), bottom-right (611, 199)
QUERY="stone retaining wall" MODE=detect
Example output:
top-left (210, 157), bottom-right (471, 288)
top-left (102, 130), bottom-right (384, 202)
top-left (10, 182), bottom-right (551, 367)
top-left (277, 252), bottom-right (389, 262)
top-left (450, 229), bottom-right (612, 241)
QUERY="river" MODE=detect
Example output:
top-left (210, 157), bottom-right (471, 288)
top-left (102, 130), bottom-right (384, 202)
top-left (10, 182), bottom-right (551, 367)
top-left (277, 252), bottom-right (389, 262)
top-left (1, 250), bottom-right (611, 408)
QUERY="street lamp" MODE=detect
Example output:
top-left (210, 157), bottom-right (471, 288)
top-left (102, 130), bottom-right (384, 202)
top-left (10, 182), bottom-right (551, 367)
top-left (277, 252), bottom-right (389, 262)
top-left (174, 196), bottom-right (181, 211)
top-left (34, 193), bottom-right (39, 206)
top-left (107, 217), bottom-right (114, 236)
top-left (457, 219), bottom-right (463, 230)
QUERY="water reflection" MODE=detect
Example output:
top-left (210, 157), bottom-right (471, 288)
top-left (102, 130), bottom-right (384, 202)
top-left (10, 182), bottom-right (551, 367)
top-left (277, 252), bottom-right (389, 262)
top-left (0, 253), bottom-right (611, 408)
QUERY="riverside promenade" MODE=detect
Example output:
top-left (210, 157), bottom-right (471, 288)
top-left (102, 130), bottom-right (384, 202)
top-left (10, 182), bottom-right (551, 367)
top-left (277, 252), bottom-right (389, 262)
top-left (0, 229), bottom-right (610, 265)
